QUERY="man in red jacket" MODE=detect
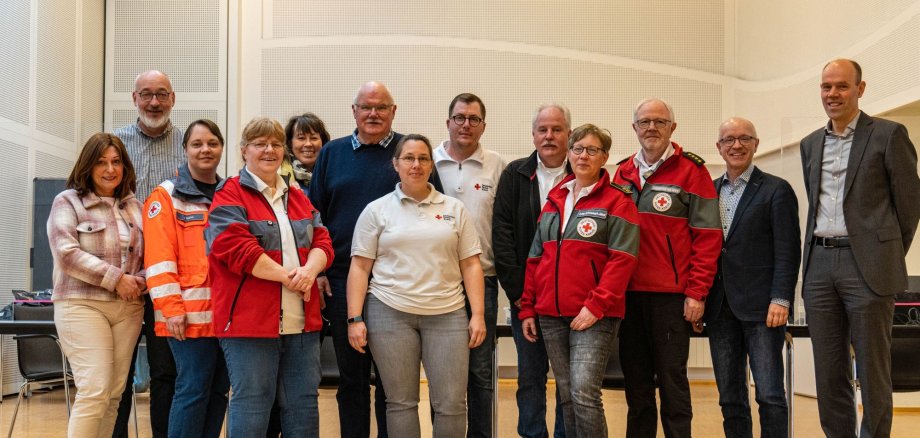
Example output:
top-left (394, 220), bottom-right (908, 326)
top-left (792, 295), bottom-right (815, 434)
top-left (612, 98), bottom-right (722, 438)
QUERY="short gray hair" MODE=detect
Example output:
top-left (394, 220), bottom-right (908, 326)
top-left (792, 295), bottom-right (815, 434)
top-left (532, 103), bottom-right (572, 130)
top-left (633, 98), bottom-right (675, 122)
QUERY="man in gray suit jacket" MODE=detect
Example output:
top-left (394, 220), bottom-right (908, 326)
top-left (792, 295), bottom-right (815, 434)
top-left (706, 117), bottom-right (801, 438)
top-left (800, 59), bottom-right (920, 438)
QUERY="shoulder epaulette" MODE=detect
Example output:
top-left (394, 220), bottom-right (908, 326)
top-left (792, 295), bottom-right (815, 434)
top-left (616, 155), bottom-right (631, 165)
top-left (215, 178), bottom-right (230, 192)
top-left (681, 150), bottom-right (706, 166)
top-left (609, 182), bottom-right (632, 195)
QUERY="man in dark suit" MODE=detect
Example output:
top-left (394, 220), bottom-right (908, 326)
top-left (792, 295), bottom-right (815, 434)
top-left (705, 117), bottom-right (801, 438)
top-left (801, 59), bottom-right (920, 438)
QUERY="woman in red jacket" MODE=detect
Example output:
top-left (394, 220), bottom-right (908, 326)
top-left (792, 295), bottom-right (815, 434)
top-left (520, 124), bottom-right (640, 437)
top-left (205, 117), bottom-right (333, 437)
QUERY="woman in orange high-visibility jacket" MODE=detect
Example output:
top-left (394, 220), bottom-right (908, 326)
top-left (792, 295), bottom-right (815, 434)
top-left (144, 119), bottom-right (228, 438)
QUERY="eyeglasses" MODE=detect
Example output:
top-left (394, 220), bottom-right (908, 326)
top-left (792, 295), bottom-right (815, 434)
top-left (450, 115), bottom-right (484, 127)
top-left (718, 136), bottom-right (757, 148)
top-left (355, 104), bottom-right (394, 115)
top-left (247, 142), bottom-right (284, 151)
top-left (569, 146), bottom-right (605, 156)
top-left (635, 119), bottom-right (672, 130)
top-left (136, 91), bottom-right (172, 102)
top-left (398, 156), bottom-right (432, 165)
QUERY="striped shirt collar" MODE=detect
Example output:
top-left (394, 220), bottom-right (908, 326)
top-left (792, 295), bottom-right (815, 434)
top-left (351, 130), bottom-right (395, 150)
top-left (127, 119), bottom-right (175, 139)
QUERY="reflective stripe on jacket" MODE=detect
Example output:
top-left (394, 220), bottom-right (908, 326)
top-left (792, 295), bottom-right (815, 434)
top-left (144, 164), bottom-right (218, 338)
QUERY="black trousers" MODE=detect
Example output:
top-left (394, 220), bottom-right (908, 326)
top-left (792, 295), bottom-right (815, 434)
top-left (112, 295), bottom-right (177, 438)
top-left (619, 291), bottom-right (692, 438)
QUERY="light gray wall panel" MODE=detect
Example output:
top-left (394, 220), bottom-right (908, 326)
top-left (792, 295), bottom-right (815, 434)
top-left (37, 0), bottom-right (77, 141)
top-left (271, 0), bottom-right (725, 74)
top-left (0, 140), bottom-right (31, 393)
top-left (0, 1), bottom-right (30, 126)
top-left (82, 0), bottom-right (106, 143)
top-left (112, 0), bottom-right (221, 93)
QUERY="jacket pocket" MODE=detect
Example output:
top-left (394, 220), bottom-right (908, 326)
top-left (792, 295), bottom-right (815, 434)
top-left (76, 221), bottom-right (107, 255)
top-left (665, 234), bottom-right (678, 285)
top-left (590, 260), bottom-right (600, 285)
top-left (877, 225), bottom-right (900, 242)
top-left (177, 219), bottom-right (207, 247)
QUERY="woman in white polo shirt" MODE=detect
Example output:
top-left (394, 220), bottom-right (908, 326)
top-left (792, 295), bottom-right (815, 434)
top-left (347, 134), bottom-right (487, 438)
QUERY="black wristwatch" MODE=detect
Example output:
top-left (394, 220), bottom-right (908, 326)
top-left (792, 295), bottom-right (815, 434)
top-left (347, 315), bottom-right (364, 324)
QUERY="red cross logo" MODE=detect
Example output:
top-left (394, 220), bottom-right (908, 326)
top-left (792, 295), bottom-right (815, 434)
top-left (576, 218), bottom-right (598, 237)
top-left (474, 183), bottom-right (481, 190)
top-left (147, 201), bottom-right (162, 219)
top-left (435, 214), bottom-right (442, 220)
top-left (652, 193), bottom-right (672, 212)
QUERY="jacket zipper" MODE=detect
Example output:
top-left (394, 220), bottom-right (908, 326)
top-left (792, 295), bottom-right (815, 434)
top-left (224, 274), bottom-right (248, 332)
top-left (547, 197), bottom-right (564, 317)
top-left (231, 182), bottom-right (288, 334)
top-left (665, 234), bottom-right (678, 285)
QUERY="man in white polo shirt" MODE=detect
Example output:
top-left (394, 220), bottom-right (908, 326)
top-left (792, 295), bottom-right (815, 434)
top-left (433, 93), bottom-right (506, 437)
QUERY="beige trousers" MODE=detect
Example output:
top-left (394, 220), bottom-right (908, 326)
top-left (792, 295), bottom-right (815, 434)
top-left (54, 298), bottom-right (144, 438)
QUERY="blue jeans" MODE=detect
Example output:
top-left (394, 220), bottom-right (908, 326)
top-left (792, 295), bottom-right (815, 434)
top-left (167, 337), bottom-right (230, 438)
top-left (220, 332), bottom-right (321, 437)
top-left (707, 302), bottom-right (787, 438)
top-left (510, 305), bottom-right (566, 438)
top-left (366, 295), bottom-right (470, 438)
top-left (540, 316), bottom-right (619, 438)
top-left (466, 276), bottom-right (498, 438)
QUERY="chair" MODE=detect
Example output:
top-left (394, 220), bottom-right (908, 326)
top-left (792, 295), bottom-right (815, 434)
top-left (7, 302), bottom-right (72, 438)
top-left (319, 338), bottom-right (340, 388)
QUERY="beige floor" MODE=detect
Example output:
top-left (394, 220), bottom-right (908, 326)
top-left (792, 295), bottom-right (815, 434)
top-left (3, 381), bottom-right (920, 437)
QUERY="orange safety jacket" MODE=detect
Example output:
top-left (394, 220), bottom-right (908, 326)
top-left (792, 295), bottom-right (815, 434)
top-left (143, 164), bottom-right (220, 338)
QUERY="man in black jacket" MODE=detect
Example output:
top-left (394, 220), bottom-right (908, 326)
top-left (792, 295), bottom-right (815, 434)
top-left (493, 103), bottom-right (570, 438)
top-left (704, 117), bottom-right (801, 438)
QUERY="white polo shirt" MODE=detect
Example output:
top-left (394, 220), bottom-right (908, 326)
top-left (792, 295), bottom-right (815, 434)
top-left (433, 141), bottom-right (506, 276)
top-left (351, 183), bottom-right (482, 315)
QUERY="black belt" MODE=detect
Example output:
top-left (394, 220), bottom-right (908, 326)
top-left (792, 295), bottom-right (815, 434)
top-left (812, 236), bottom-right (850, 248)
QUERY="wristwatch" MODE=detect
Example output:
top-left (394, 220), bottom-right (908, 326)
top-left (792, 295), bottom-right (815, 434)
top-left (347, 315), bottom-right (364, 324)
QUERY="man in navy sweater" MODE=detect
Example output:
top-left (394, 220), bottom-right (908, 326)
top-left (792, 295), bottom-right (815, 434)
top-left (310, 81), bottom-right (440, 437)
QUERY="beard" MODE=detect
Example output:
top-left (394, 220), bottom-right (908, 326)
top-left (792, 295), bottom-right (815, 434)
top-left (138, 108), bottom-right (171, 130)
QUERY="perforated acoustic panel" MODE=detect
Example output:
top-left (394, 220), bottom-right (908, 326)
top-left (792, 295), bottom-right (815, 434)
top-left (82, 0), bottom-right (106, 143)
top-left (0, 1), bottom-right (30, 126)
top-left (0, 140), bottom-right (31, 394)
top-left (856, 14), bottom-right (920, 107)
top-left (261, 45), bottom-right (722, 163)
top-left (37, 0), bottom-right (77, 142)
top-left (111, 0), bottom-right (221, 93)
top-left (112, 109), bottom-right (221, 135)
top-left (270, 0), bottom-right (725, 75)
top-left (34, 151), bottom-right (76, 180)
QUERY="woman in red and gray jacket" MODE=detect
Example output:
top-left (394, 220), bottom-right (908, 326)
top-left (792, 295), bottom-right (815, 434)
top-left (519, 124), bottom-right (640, 437)
top-left (205, 117), bottom-right (333, 437)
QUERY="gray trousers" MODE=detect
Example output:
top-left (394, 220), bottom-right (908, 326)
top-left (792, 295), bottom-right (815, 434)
top-left (366, 295), bottom-right (470, 438)
top-left (804, 245), bottom-right (894, 438)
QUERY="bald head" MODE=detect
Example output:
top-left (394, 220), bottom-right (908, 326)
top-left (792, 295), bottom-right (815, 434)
top-left (718, 117), bottom-right (758, 139)
top-left (717, 117), bottom-right (759, 180)
top-left (352, 81), bottom-right (397, 144)
top-left (353, 81), bottom-right (394, 105)
top-left (135, 70), bottom-right (173, 91)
